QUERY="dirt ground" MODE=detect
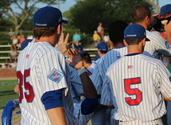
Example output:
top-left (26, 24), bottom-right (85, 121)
top-left (0, 68), bottom-right (17, 80)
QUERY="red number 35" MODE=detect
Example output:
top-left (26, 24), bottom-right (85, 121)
top-left (17, 69), bottom-right (35, 103)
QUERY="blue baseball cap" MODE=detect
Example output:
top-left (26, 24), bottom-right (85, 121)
top-left (33, 6), bottom-right (67, 27)
top-left (124, 24), bottom-right (149, 41)
top-left (160, 4), bottom-right (171, 16)
top-left (96, 41), bottom-right (108, 51)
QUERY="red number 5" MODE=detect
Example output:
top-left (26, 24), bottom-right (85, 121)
top-left (124, 77), bottom-right (142, 106)
top-left (17, 69), bottom-right (35, 103)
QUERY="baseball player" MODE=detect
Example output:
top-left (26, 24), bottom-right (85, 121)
top-left (104, 23), bottom-right (171, 125)
top-left (16, 6), bottom-right (85, 125)
top-left (159, 4), bottom-right (171, 125)
top-left (131, 4), bottom-right (169, 56)
top-left (78, 21), bottom-right (127, 125)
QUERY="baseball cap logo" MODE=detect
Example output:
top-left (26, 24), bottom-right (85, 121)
top-left (35, 23), bottom-right (47, 27)
top-left (126, 34), bottom-right (137, 37)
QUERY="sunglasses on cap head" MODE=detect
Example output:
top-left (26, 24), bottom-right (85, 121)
top-left (161, 16), bottom-right (171, 25)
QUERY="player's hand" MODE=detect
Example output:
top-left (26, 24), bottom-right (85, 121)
top-left (67, 48), bottom-right (78, 58)
top-left (14, 85), bottom-right (19, 94)
top-left (56, 33), bottom-right (69, 54)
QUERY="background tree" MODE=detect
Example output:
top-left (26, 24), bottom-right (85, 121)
top-left (65, 0), bottom-right (152, 33)
top-left (0, 0), bottom-right (65, 35)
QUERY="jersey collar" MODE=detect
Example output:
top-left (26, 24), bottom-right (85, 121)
top-left (125, 53), bottom-right (141, 56)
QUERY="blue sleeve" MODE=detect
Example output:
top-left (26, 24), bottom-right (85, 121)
top-left (41, 89), bottom-right (63, 110)
top-left (81, 98), bottom-right (99, 115)
top-left (20, 39), bottom-right (32, 50)
top-left (2, 100), bottom-right (19, 125)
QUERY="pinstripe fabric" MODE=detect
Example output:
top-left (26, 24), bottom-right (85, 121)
top-left (67, 65), bottom-right (83, 99)
top-left (144, 31), bottom-right (169, 56)
top-left (90, 47), bottom-right (128, 95)
top-left (118, 118), bottom-right (163, 125)
top-left (17, 41), bottom-right (68, 125)
top-left (87, 47), bottom-right (127, 125)
top-left (106, 54), bottom-right (171, 122)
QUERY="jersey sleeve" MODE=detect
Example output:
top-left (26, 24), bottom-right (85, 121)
top-left (36, 51), bottom-right (67, 96)
top-left (90, 64), bottom-right (103, 95)
top-left (67, 64), bottom-right (83, 99)
top-left (100, 72), bottom-right (114, 106)
top-left (149, 32), bottom-right (167, 50)
top-left (156, 62), bottom-right (171, 98)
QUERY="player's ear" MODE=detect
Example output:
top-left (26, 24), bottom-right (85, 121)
top-left (139, 38), bottom-right (146, 47)
top-left (145, 16), bottom-right (151, 25)
top-left (142, 39), bottom-right (146, 46)
top-left (123, 40), bottom-right (128, 46)
top-left (57, 24), bottom-right (62, 35)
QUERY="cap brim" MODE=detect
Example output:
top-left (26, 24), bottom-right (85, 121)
top-left (61, 19), bottom-right (68, 24)
top-left (145, 37), bottom-right (150, 42)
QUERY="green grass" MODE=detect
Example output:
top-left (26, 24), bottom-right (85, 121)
top-left (0, 79), bottom-right (18, 109)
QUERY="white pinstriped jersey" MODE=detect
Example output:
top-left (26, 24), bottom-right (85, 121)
top-left (17, 41), bottom-right (68, 125)
top-left (144, 31), bottom-right (169, 56)
top-left (106, 54), bottom-right (171, 121)
top-left (90, 47), bottom-right (127, 100)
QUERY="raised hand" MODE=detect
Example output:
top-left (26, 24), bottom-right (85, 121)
top-left (56, 33), bottom-right (69, 54)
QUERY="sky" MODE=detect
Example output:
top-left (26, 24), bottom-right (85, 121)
top-left (11, 0), bottom-right (171, 13)
top-left (159, 0), bottom-right (171, 7)
top-left (58, 0), bottom-right (76, 12)
top-left (59, 0), bottom-right (171, 12)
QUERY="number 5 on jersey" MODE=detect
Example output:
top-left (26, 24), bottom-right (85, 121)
top-left (124, 77), bottom-right (142, 106)
top-left (17, 69), bottom-right (35, 103)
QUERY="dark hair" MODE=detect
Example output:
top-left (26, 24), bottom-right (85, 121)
top-left (151, 16), bottom-right (163, 32)
top-left (80, 52), bottom-right (92, 64)
top-left (33, 24), bottom-right (61, 39)
top-left (131, 5), bottom-right (151, 22)
top-left (125, 37), bottom-right (144, 45)
top-left (108, 20), bottom-right (128, 44)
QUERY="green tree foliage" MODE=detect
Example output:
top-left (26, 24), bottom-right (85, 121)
top-left (0, 0), bottom-right (65, 35)
top-left (67, 0), bottom-right (151, 33)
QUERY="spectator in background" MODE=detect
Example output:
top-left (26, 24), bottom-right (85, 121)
top-left (10, 44), bottom-right (18, 63)
top-left (97, 22), bottom-right (104, 38)
top-left (11, 35), bottom-right (18, 45)
top-left (93, 30), bottom-right (101, 45)
top-left (18, 35), bottom-right (25, 44)
top-left (72, 32), bottom-right (83, 53)
top-left (72, 32), bottom-right (81, 42)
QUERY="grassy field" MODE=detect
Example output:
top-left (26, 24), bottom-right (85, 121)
top-left (0, 79), bottom-right (18, 109)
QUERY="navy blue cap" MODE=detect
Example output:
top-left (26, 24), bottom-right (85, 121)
top-left (33, 6), bottom-right (67, 27)
top-left (96, 42), bottom-right (108, 51)
top-left (124, 24), bottom-right (149, 41)
top-left (160, 4), bottom-right (171, 16)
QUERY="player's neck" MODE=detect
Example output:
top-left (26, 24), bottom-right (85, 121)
top-left (35, 35), bottom-right (56, 47)
top-left (136, 22), bottom-right (148, 30)
top-left (127, 45), bottom-right (143, 54)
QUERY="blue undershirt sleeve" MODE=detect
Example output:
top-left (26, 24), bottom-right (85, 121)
top-left (41, 89), bottom-right (63, 110)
